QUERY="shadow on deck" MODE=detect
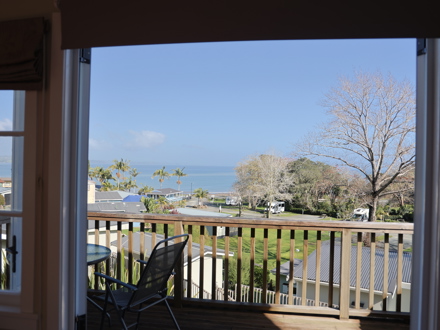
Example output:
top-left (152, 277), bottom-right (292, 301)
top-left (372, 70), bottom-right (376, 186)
top-left (86, 297), bottom-right (410, 330)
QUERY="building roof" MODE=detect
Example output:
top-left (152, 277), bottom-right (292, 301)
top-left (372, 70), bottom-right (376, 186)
top-left (176, 207), bottom-right (232, 218)
top-left (87, 202), bottom-right (146, 213)
top-left (291, 241), bottom-right (412, 293)
top-left (122, 195), bottom-right (142, 202)
top-left (0, 187), bottom-right (11, 194)
top-left (150, 188), bottom-right (182, 195)
top-left (112, 231), bottom-right (233, 264)
top-left (95, 191), bottom-right (123, 201)
top-left (95, 190), bottom-right (137, 201)
top-left (270, 259), bottom-right (303, 275)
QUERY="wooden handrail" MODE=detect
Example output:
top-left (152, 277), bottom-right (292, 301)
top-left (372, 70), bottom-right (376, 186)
top-left (87, 211), bottom-right (413, 320)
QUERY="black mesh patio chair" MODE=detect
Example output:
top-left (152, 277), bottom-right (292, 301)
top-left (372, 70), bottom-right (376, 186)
top-left (94, 234), bottom-right (189, 330)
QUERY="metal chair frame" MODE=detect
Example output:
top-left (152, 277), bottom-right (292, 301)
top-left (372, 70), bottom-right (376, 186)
top-left (94, 234), bottom-right (189, 330)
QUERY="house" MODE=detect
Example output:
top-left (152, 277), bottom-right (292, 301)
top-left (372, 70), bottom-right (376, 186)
top-left (87, 203), bottom-right (147, 249)
top-left (94, 190), bottom-right (134, 203)
top-left (0, 178), bottom-right (11, 188)
top-left (270, 258), bottom-right (303, 295)
top-left (288, 242), bottom-right (412, 312)
top-left (112, 232), bottom-right (233, 297)
top-left (146, 188), bottom-right (184, 202)
top-left (0, 2), bottom-right (439, 330)
top-left (0, 187), bottom-right (11, 209)
top-left (175, 207), bottom-right (234, 237)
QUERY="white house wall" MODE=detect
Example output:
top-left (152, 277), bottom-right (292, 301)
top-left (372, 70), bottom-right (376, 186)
top-left (295, 279), bottom-right (411, 312)
top-left (86, 224), bottom-right (129, 253)
top-left (186, 256), bottom-right (224, 297)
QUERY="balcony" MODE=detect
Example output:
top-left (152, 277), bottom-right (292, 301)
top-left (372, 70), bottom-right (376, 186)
top-left (86, 211), bottom-right (412, 329)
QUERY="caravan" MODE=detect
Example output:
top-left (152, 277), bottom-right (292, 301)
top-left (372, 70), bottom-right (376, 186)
top-left (225, 196), bottom-right (239, 205)
top-left (265, 201), bottom-right (285, 214)
top-left (348, 208), bottom-right (369, 222)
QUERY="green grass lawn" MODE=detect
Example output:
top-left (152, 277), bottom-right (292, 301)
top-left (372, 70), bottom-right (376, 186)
top-left (214, 228), bottom-right (331, 270)
top-left (142, 224), bottom-right (331, 269)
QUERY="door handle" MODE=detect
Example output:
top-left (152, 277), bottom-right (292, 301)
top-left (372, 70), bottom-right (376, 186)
top-left (6, 235), bottom-right (17, 273)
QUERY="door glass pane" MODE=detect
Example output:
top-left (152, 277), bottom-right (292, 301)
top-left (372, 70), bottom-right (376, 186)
top-left (0, 136), bottom-right (23, 212)
top-left (0, 215), bottom-right (21, 291)
top-left (0, 91), bottom-right (13, 131)
top-left (0, 90), bottom-right (25, 292)
top-left (0, 137), bottom-right (12, 211)
top-left (0, 215), bottom-right (11, 290)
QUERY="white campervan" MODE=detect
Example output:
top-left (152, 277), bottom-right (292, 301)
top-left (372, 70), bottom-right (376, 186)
top-left (266, 201), bottom-right (285, 214)
top-left (225, 196), bottom-right (239, 205)
top-left (350, 208), bottom-right (369, 221)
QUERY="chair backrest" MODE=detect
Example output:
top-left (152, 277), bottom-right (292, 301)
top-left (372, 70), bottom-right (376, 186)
top-left (129, 234), bottom-right (189, 307)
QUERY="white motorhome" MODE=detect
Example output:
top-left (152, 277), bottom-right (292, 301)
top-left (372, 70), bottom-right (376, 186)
top-left (225, 196), bottom-right (239, 205)
top-left (266, 201), bottom-right (285, 214)
top-left (350, 208), bottom-right (369, 222)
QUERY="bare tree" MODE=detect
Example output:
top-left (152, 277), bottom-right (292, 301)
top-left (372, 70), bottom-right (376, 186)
top-left (294, 71), bottom-right (415, 221)
top-left (235, 153), bottom-right (292, 218)
top-left (234, 158), bottom-right (263, 211)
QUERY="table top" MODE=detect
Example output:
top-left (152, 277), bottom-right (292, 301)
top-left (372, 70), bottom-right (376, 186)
top-left (87, 244), bottom-right (111, 265)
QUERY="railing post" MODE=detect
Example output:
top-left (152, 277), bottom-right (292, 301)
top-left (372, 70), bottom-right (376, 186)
top-left (174, 221), bottom-right (184, 307)
top-left (339, 228), bottom-right (351, 319)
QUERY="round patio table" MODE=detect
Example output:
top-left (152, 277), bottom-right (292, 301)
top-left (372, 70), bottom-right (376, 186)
top-left (87, 244), bottom-right (111, 265)
top-left (87, 244), bottom-right (112, 321)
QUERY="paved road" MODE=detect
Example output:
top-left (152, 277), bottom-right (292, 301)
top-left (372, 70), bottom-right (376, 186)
top-left (187, 198), bottom-right (330, 221)
top-left (185, 198), bottom-right (413, 250)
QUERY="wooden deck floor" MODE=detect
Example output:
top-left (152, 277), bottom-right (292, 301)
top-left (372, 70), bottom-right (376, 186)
top-left (87, 299), bottom-right (410, 330)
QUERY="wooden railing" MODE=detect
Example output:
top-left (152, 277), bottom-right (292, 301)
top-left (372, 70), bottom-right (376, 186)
top-left (87, 211), bottom-right (413, 320)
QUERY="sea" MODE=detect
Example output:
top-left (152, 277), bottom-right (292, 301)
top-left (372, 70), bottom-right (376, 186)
top-left (0, 163), bottom-right (237, 194)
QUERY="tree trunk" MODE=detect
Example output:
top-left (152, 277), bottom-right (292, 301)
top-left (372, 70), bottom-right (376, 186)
top-left (363, 195), bottom-right (379, 246)
top-left (368, 195), bottom-right (379, 222)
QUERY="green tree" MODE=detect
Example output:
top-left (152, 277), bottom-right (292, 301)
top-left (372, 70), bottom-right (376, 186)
top-left (109, 158), bottom-right (131, 190)
top-left (288, 158), bottom-right (347, 212)
top-left (138, 184), bottom-right (154, 195)
top-left (120, 177), bottom-right (138, 192)
top-left (100, 181), bottom-right (115, 191)
top-left (0, 194), bottom-right (5, 209)
top-left (171, 167), bottom-right (187, 191)
top-left (141, 197), bottom-right (158, 213)
top-left (89, 166), bottom-right (115, 190)
top-left (151, 166), bottom-right (170, 188)
top-left (193, 188), bottom-right (209, 207)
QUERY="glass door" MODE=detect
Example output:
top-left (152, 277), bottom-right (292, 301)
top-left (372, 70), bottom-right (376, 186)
top-left (0, 90), bottom-right (25, 292)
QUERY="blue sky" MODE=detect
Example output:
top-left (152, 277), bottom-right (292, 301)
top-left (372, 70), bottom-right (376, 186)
top-left (1, 39), bottom-right (416, 166)
top-left (89, 39), bottom-right (416, 166)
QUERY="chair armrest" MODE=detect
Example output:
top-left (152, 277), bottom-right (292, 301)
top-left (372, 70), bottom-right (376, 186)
top-left (94, 272), bottom-right (137, 291)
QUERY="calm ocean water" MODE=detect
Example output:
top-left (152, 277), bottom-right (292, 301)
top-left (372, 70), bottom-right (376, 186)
top-left (93, 163), bottom-right (237, 193)
top-left (0, 163), bottom-right (236, 193)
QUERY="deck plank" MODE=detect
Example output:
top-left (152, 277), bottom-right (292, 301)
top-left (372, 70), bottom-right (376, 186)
top-left (87, 299), bottom-right (410, 330)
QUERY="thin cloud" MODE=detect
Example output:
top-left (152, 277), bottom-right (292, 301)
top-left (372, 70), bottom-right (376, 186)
top-left (0, 118), bottom-right (12, 130)
top-left (127, 130), bottom-right (166, 148)
top-left (89, 138), bottom-right (111, 150)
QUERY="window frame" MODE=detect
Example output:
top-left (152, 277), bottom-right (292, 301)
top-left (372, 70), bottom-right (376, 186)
top-left (0, 90), bottom-right (38, 312)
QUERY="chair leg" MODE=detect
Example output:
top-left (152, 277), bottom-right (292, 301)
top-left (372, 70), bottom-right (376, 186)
top-left (104, 282), bottom-right (129, 330)
top-left (135, 303), bottom-right (143, 330)
top-left (164, 299), bottom-right (181, 330)
top-left (87, 297), bottom-right (111, 327)
top-left (100, 290), bottom-right (110, 330)
top-left (110, 296), bottom-right (129, 330)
